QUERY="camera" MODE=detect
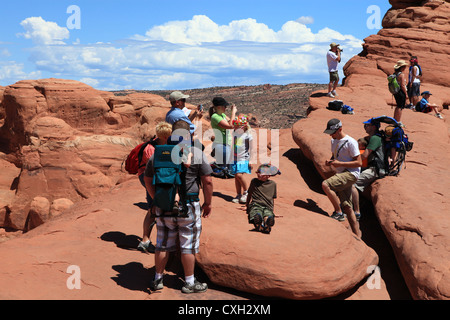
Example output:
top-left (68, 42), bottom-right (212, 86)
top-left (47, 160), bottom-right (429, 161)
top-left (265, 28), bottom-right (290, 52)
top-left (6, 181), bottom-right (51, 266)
top-left (338, 46), bottom-right (343, 52)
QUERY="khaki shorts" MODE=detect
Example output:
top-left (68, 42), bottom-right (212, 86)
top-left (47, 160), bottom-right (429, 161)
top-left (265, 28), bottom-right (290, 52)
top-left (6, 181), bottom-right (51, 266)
top-left (325, 171), bottom-right (357, 208)
top-left (329, 71), bottom-right (339, 82)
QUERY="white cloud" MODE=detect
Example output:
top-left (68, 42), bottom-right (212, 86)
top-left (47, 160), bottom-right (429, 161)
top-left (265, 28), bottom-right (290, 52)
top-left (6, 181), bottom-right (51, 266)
top-left (296, 16), bottom-right (315, 25)
top-left (18, 17), bottom-right (69, 45)
top-left (0, 61), bottom-right (41, 84)
top-left (19, 15), bottom-right (363, 90)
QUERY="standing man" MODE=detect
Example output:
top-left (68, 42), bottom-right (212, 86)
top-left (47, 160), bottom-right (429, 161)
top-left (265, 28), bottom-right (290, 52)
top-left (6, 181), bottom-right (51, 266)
top-left (145, 120), bottom-right (213, 294)
top-left (322, 119), bottom-right (362, 237)
top-left (327, 43), bottom-right (342, 98)
top-left (166, 91), bottom-right (196, 135)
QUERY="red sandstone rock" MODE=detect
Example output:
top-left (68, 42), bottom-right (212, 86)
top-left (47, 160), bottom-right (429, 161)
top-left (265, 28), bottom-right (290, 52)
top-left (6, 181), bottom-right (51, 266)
top-left (293, 0), bottom-right (450, 299)
top-left (0, 79), bottom-right (176, 231)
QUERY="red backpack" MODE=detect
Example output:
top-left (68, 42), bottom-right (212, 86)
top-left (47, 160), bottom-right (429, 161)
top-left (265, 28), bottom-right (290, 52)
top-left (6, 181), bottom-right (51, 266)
top-left (123, 136), bottom-right (157, 174)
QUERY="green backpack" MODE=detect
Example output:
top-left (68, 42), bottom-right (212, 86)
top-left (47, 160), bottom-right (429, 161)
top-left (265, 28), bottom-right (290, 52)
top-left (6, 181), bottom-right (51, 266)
top-left (387, 72), bottom-right (401, 95)
top-left (152, 144), bottom-right (187, 215)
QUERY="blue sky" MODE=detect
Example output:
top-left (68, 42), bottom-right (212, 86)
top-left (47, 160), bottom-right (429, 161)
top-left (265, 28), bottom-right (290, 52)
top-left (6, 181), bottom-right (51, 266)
top-left (0, 0), bottom-right (391, 90)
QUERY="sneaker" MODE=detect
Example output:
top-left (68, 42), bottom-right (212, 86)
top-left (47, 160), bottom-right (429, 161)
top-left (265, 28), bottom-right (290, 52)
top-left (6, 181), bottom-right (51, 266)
top-left (239, 193), bottom-right (247, 204)
top-left (231, 195), bottom-right (241, 203)
top-left (331, 90), bottom-right (338, 97)
top-left (137, 240), bottom-right (155, 253)
top-left (327, 92), bottom-right (335, 98)
top-left (181, 278), bottom-right (208, 294)
top-left (262, 216), bottom-right (275, 234)
top-left (435, 113), bottom-right (444, 119)
top-left (252, 213), bottom-right (263, 231)
top-left (355, 212), bottom-right (361, 221)
top-left (330, 211), bottom-right (346, 221)
top-left (149, 277), bottom-right (164, 291)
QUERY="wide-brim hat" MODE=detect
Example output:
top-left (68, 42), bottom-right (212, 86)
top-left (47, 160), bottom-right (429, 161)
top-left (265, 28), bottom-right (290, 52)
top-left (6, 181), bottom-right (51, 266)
top-left (256, 164), bottom-right (281, 176)
top-left (330, 42), bottom-right (340, 48)
top-left (394, 60), bottom-right (408, 69)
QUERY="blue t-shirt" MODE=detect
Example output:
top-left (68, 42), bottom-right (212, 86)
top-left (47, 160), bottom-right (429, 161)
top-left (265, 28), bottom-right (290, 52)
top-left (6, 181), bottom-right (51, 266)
top-left (165, 108), bottom-right (196, 134)
top-left (416, 98), bottom-right (428, 113)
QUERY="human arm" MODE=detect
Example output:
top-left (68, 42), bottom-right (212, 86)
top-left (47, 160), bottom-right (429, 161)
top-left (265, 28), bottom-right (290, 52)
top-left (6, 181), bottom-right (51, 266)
top-left (200, 175), bottom-right (213, 218)
top-left (399, 73), bottom-right (408, 95)
top-left (216, 104), bottom-right (237, 129)
top-left (329, 154), bottom-right (362, 169)
top-left (144, 176), bottom-right (155, 199)
top-left (336, 48), bottom-right (342, 63)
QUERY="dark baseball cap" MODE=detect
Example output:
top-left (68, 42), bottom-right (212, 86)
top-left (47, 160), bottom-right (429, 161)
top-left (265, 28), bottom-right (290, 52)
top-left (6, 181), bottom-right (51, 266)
top-left (324, 118), bottom-right (342, 134)
top-left (212, 97), bottom-right (229, 107)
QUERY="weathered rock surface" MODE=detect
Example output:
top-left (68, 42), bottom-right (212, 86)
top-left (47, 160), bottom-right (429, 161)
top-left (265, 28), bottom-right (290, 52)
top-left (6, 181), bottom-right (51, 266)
top-left (0, 79), bottom-right (177, 231)
top-left (0, 79), bottom-right (385, 300)
top-left (0, 132), bottom-right (386, 300)
top-left (292, 0), bottom-right (450, 300)
top-left (197, 132), bottom-right (378, 300)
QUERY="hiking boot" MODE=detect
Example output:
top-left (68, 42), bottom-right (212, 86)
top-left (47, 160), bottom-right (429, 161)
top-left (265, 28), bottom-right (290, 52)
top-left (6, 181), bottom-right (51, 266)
top-left (149, 277), bottom-right (164, 291)
top-left (181, 279), bottom-right (208, 294)
top-left (355, 212), bottom-right (361, 221)
top-left (331, 211), bottom-right (346, 221)
top-left (231, 195), bottom-right (241, 203)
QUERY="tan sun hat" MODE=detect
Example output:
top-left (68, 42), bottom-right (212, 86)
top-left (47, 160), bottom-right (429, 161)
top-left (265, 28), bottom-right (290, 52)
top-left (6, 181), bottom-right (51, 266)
top-left (394, 60), bottom-right (408, 69)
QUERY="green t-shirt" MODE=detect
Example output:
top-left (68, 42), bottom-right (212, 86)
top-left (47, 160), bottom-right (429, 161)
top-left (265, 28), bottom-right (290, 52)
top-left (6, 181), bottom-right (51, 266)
top-left (367, 134), bottom-right (382, 165)
top-left (367, 134), bottom-right (382, 151)
top-left (211, 113), bottom-right (231, 145)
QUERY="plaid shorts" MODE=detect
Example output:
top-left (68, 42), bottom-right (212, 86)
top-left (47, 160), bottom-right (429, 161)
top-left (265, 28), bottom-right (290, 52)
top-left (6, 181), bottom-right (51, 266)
top-left (154, 202), bottom-right (202, 254)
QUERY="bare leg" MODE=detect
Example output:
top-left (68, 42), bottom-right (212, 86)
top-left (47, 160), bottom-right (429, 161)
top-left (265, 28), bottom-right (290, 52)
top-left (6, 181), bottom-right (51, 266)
top-left (343, 205), bottom-right (362, 237)
top-left (181, 253), bottom-right (196, 278)
top-left (322, 181), bottom-right (341, 213)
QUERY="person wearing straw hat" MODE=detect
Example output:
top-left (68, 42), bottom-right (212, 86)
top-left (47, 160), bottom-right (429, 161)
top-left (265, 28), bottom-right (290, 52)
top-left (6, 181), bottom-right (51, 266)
top-left (392, 60), bottom-right (408, 124)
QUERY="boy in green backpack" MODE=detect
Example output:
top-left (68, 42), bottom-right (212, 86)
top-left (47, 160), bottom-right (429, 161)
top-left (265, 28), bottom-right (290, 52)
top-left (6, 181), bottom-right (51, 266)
top-left (144, 120), bottom-right (213, 294)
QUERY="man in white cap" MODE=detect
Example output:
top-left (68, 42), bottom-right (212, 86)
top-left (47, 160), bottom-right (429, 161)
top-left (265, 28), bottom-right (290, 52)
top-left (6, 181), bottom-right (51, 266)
top-left (166, 91), bottom-right (196, 135)
top-left (322, 118), bottom-right (362, 237)
top-left (326, 43), bottom-right (342, 98)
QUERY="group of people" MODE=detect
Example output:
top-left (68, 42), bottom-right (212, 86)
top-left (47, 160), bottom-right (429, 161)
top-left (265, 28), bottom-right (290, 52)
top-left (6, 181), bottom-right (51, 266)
top-left (134, 91), bottom-right (280, 294)
top-left (129, 48), bottom-right (444, 294)
top-left (326, 43), bottom-right (444, 123)
top-left (391, 58), bottom-right (443, 123)
top-left (322, 117), bottom-right (388, 238)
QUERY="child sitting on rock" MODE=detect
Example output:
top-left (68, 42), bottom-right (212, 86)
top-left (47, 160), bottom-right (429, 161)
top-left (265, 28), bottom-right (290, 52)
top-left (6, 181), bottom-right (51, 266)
top-left (245, 164), bottom-right (280, 234)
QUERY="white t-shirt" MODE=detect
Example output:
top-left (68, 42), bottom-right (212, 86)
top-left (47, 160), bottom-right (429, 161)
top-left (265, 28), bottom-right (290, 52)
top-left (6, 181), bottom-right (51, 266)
top-left (409, 66), bottom-right (421, 84)
top-left (233, 130), bottom-right (253, 161)
top-left (330, 135), bottom-right (361, 178)
top-left (327, 51), bottom-right (339, 72)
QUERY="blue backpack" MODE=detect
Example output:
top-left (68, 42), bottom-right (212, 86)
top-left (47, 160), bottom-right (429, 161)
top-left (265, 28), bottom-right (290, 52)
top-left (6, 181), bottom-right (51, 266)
top-left (152, 144), bottom-right (186, 214)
